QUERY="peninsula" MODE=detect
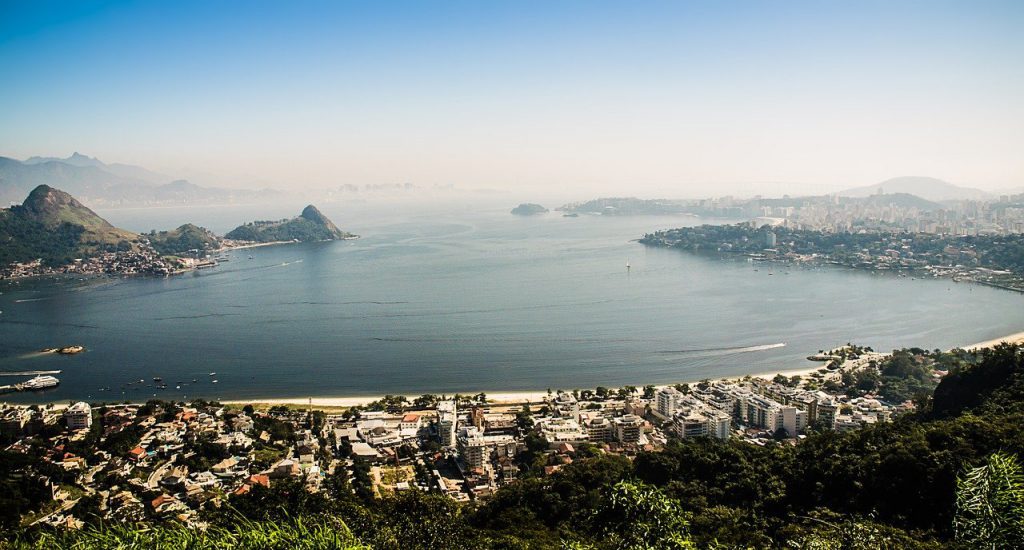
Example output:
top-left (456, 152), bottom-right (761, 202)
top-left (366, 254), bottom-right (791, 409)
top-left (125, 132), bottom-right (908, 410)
top-left (225, 205), bottom-right (355, 243)
top-left (641, 222), bottom-right (1024, 292)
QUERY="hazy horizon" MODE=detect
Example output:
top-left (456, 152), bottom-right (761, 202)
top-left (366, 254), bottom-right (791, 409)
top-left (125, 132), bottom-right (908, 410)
top-left (2, 1), bottom-right (1023, 197)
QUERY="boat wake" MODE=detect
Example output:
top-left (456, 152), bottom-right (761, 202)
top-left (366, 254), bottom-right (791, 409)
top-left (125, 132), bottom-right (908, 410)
top-left (658, 342), bottom-right (786, 355)
top-left (0, 370), bottom-right (62, 376)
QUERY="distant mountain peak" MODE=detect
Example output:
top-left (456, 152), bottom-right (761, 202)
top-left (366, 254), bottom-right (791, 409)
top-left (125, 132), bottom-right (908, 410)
top-left (840, 176), bottom-right (990, 202)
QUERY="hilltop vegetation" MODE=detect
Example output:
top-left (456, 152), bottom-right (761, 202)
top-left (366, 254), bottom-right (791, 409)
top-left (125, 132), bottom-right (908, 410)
top-left (0, 185), bottom-right (140, 266)
top-left (146, 223), bottom-right (221, 255)
top-left (226, 205), bottom-right (354, 243)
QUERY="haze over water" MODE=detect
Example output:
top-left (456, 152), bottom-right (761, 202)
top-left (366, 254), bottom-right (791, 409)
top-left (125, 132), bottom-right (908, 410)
top-left (2, 199), bottom-right (1022, 404)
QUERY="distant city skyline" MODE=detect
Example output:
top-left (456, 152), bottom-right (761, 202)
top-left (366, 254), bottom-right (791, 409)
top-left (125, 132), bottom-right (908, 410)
top-left (1, 1), bottom-right (1022, 196)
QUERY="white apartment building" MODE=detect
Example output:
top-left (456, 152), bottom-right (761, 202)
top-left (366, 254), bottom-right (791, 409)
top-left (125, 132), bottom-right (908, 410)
top-left (437, 400), bottom-right (458, 447)
top-left (64, 402), bottom-right (92, 431)
top-left (612, 414), bottom-right (643, 444)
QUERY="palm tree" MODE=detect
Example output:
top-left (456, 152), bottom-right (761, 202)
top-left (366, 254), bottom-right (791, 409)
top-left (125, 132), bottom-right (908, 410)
top-left (954, 451), bottom-right (1024, 549)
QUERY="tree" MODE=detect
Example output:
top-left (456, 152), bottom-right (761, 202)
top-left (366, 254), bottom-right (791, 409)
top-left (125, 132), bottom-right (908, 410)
top-left (954, 452), bottom-right (1024, 548)
top-left (643, 385), bottom-right (656, 399)
top-left (586, 480), bottom-right (693, 549)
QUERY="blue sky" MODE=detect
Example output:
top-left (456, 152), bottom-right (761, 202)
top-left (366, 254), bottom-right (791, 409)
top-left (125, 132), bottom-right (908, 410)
top-left (1, 1), bottom-right (1022, 195)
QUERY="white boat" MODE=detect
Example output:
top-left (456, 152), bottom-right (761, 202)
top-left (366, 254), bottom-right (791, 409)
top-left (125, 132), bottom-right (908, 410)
top-left (19, 375), bottom-right (59, 390)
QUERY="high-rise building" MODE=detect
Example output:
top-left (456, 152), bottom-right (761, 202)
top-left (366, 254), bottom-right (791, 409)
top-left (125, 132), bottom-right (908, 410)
top-left (437, 400), bottom-right (458, 447)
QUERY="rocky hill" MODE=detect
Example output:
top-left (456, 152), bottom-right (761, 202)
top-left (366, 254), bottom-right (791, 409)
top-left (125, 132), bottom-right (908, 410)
top-left (225, 205), bottom-right (354, 243)
top-left (0, 185), bottom-right (141, 266)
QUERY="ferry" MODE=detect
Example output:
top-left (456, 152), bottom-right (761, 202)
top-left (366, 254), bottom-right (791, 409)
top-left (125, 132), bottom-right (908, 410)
top-left (18, 375), bottom-right (59, 391)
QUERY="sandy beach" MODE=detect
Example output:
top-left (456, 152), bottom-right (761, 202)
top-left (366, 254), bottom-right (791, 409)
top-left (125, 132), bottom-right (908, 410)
top-left (137, 329), bottom-right (1024, 411)
top-left (223, 365), bottom-right (831, 410)
top-left (963, 331), bottom-right (1024, 350)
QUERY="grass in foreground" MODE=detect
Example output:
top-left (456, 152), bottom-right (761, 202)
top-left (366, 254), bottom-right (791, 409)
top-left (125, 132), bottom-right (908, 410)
top-left (2, 514), bottom-right (367, 550)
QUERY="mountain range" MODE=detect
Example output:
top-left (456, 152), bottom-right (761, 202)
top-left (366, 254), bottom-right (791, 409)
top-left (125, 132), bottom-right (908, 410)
top-left (0, 153), bottom-right (280, 207)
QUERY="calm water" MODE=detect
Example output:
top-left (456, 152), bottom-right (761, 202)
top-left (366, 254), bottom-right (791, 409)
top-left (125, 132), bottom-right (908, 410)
top-left (2, 198), bottom-right (1022, 404)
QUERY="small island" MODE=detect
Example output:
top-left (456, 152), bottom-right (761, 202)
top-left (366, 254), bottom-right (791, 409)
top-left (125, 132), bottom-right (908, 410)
top-left (225, 205), bottom-right (356, 243)
top-left (510, 203), bottom-right (549, 216)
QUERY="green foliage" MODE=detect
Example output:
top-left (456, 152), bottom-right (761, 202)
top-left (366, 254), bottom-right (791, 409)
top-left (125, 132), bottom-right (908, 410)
top-left (147, 223), bottom-right (220, 255)
top-left (225, 209), bottom-right (350, 243)
top-left (6, 513), bottom-right (366, 549)
top-left (933, 344), bottom-right (1024, 418)
top-left (954, 452), bottom-right (1024, 548)
top-left (0, 212), bottom-right (85, 266)
top-left (584, 480), bottom-right (692, 549)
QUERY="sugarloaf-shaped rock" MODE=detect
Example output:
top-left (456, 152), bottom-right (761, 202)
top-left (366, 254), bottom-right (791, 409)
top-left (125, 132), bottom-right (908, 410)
top-left (1, 185), bottom-right (141, 266)
top-left (225, 205), bottom-right (355, 243)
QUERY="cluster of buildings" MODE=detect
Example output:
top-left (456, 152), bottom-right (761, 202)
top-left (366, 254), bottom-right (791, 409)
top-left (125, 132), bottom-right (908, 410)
top-left (0, 248), bottom-right (192, 280)
top-left (330, 393), bottom-right (659, 500)
top-left (0, 399), bottom-right (334, 528)
top-left (650, 348), bottom-right (911, 444)
top-left (753, 193), bottom-right (1024, 236)
top-left (0, 343), bottom-right (926, 527)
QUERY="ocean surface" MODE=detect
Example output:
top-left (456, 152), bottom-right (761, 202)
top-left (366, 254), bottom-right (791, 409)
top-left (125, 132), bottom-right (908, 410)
top-left (2, 197), bottom-right (1023, 404)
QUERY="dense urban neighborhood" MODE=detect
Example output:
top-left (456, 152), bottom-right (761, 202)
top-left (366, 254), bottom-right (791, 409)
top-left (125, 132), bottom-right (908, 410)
top-left (0, 343), bottom-right (964, 533)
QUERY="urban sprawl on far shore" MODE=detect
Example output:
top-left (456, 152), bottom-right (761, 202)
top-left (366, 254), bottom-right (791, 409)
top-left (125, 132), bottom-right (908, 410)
top-left (1, 340), bottom-right (976, 528)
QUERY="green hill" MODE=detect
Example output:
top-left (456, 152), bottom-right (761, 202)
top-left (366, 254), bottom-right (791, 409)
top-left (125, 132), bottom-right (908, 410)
top-left (147, 223), bottom-right (222, 255)
top-left (0, 185), bottom-right (141, 266)
top-left (225, 205), bottom-right (354, 243)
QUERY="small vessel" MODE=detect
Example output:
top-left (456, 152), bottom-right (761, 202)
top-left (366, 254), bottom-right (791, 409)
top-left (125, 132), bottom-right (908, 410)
top-left (209, 372), bottom-right (216, 376)
top-left (211, 379), bottom-right (219, 384)
top-left (56, 345), bottom-right (85, 355)
top-left (19, 375), bottom-right (60, 391)
top-left (153, 377), bottom-right (163, 383)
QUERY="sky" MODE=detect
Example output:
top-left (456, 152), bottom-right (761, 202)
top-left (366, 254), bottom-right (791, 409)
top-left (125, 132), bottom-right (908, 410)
top-left (1, 0), bottom-right (1023, 197)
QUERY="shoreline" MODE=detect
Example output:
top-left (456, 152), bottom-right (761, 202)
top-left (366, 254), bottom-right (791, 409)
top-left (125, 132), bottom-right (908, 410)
top-left (962, 330), bottom-right (1024, 350)
top-left (220, 364), bottom-right (835, 410)
top-left (7, 331), bottom-right (1021, 410)
top-left (223, 331), bottom-right (1024, 410)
